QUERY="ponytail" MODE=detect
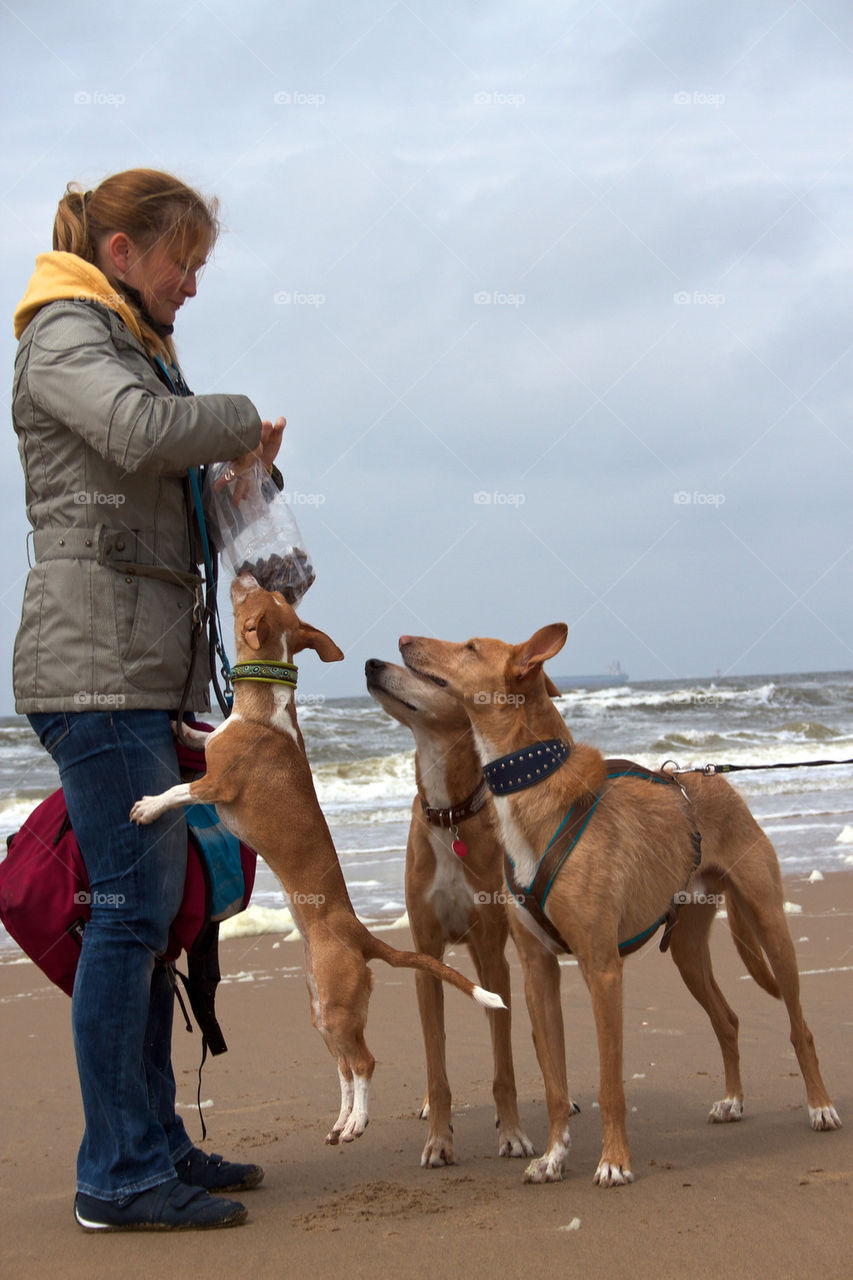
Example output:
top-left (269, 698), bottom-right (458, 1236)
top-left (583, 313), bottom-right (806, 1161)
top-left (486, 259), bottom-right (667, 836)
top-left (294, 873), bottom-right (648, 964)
top-left (50, 170), bottom-right (220, 359)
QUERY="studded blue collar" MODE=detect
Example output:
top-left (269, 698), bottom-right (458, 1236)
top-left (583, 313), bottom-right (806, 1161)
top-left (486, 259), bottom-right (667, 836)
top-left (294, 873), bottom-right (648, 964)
top-left (482, 739), bottom-right (571, 796)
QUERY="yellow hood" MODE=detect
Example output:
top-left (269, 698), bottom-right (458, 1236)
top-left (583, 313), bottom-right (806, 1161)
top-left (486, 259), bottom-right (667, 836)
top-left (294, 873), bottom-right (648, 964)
top-left (13, 251), bottom-right (144, 343)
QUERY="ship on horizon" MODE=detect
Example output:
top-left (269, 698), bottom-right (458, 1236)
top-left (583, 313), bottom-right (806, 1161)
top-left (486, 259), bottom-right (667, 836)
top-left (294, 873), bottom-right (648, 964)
top-left (552, 661), bottom-right (629, 690)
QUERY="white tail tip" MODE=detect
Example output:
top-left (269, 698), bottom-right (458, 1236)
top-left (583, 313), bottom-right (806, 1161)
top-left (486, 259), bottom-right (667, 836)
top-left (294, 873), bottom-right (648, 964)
top-left (473, 986), bottom-right (506, 1010)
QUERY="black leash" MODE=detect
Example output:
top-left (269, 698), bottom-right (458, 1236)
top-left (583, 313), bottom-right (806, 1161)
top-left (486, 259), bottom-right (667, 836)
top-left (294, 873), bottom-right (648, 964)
top-left (664, 756), bottom-right (853, 777)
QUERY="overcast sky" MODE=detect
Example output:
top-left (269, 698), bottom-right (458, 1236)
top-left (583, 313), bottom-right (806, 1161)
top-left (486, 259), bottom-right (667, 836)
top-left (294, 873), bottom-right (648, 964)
top-left (1, 0), bottom-right (851, 709)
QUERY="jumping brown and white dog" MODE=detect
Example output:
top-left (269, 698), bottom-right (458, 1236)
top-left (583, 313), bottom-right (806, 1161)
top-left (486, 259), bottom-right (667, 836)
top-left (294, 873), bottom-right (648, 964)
top-left (130, 575), bottom-right (503, 1146)
top-left (398, 623), bottom-right (841, 1186)
top-left (366, 656), bottom-right (535, 1167)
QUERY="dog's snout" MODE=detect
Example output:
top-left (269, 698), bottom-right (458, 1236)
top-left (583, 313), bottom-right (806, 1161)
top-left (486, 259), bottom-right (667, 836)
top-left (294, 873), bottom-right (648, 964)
top-left (365, 658), bottom-right (385, 677)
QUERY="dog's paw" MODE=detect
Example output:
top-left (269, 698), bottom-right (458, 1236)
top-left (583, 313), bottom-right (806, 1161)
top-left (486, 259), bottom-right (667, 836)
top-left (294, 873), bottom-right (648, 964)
top-left (420, 1133), bottom-right (455, 1167)
top-left (129, 798), bottom-right (158, 825)
top-left (809, 1105), bottom-right (842, 1131)
top-left (708, 1096), bottom-right (744, 1123)
top-left (498, 1126), bottom-right (535, 1159)
top-left (594, 1161), bottom-right (634, 1188)
top-left (523, 1151), bottom-right (566, 1183)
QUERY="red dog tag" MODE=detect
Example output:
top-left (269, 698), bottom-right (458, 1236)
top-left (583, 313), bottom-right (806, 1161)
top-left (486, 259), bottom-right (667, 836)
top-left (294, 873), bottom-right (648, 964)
top-left (451, 837), bottom-right (467, 858)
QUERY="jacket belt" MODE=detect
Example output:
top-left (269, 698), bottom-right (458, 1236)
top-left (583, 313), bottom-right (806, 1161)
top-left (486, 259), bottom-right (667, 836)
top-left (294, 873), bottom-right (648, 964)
top-left (33, 526), bottom-right (201, 592)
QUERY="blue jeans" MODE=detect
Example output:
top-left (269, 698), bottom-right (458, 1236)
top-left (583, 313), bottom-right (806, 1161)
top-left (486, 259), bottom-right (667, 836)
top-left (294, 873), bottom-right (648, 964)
top-left (27, 709), bottom-right (194, 1201)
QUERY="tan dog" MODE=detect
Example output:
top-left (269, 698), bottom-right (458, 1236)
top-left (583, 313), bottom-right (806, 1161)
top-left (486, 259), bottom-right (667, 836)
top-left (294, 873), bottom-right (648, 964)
top-left (130, 575), bottom-right (503, 1146)
top-left (366, 657), bottom-right (535, 1167)
top-left (398, 623), bottom-right (841, 1186)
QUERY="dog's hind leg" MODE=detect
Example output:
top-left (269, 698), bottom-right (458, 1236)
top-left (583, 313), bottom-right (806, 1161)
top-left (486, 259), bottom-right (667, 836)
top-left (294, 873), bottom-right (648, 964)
top-left (413, 965), bottom-right (455, 1166)
top-left (731, 887), bottom-right (841, 1131)
top-left (512, 922), bottom-right (575, 1184)
top-left (467, 930), bottom-right (534, 1159)
top-left (667, 901), bottom-right (744, 1122)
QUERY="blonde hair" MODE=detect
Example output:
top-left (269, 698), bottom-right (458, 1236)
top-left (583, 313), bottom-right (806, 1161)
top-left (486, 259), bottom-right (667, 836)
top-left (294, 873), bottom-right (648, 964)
top-left (52, 168), bottom-right (220, 359)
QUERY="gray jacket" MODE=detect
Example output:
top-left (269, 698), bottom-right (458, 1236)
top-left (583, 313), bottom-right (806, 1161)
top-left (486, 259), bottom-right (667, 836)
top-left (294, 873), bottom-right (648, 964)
top-left (12, 300), bottom-right (263, 713)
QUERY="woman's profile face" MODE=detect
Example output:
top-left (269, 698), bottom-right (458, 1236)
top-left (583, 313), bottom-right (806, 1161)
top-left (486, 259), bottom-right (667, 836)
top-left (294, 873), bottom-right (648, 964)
top-left (98, 231), bottom-right (208, 326)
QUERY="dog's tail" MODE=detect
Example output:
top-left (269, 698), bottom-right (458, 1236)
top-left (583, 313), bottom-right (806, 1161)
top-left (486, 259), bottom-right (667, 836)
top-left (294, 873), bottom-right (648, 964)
top-left (363, 934), bottom-right (505, 1009)
top-left (724, 892), bottom-right (781, 999)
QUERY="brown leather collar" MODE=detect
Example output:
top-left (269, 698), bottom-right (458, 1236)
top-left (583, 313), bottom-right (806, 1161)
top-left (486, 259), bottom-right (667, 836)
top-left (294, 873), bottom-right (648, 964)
top-left (418, 778), bottom-right (490, 829)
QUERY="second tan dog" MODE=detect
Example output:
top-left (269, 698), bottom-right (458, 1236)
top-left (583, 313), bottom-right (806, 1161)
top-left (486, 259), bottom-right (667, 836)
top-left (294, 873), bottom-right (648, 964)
top-left (399, 623), bottom-right (841, 1186)
top-left (366, 657), bottom-right (535, 1167)
top-left (130, 575), bottom-right (503, 1146)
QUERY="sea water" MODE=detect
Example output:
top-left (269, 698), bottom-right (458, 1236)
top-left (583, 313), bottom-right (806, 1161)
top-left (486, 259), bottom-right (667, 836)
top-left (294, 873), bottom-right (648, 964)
top-left (1, 670), bottom-right (852, 954)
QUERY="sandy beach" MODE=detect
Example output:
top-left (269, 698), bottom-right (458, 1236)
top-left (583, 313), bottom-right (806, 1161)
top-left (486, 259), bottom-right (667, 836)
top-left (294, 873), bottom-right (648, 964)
top-left (1, 870), bottom-right (850, 1279)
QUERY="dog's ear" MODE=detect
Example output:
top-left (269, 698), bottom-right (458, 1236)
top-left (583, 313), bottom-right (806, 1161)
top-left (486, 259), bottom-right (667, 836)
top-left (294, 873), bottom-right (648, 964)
top-left (293, 621), bottom-right (345, 663)
top-left (242, 609), bottom-right (271, 652)
top-left (513, 624), bottom-right (568, 679)
top-left (544, 674), bottom-right (562, 698)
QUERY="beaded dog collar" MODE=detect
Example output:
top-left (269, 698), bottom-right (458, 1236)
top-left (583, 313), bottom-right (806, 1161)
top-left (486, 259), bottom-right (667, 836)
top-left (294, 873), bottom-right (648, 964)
top-left (230, 661), bottom-right (298, 688)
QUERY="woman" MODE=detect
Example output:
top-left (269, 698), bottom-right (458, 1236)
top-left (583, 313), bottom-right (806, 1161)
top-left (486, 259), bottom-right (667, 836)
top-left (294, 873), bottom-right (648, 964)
top-left (13, 169), bottom-right (283, 1231)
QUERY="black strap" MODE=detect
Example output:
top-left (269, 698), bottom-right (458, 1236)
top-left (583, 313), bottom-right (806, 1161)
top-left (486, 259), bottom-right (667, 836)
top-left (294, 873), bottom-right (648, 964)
top-left (504, 758), bottom-right (702, 957)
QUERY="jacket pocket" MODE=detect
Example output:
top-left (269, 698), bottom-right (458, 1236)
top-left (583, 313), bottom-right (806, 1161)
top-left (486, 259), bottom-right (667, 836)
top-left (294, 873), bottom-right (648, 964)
top-left (115, 574), bottom-right (191, 691)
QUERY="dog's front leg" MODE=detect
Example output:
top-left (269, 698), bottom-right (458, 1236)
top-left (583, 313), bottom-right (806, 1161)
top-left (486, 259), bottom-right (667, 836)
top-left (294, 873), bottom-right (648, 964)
top-left (584, 955), bottom-right (634, 1186)
top-left (129, 783), bottom-right (196, 826)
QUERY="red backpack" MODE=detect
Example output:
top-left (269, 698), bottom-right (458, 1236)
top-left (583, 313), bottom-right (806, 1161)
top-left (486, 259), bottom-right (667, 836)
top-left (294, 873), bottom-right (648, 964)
top-left (0, 730), bottom-right (256, 1056)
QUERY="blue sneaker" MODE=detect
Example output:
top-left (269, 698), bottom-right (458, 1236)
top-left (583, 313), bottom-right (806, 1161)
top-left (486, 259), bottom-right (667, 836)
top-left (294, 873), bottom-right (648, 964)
top-left (174, 1149), bottom-right (264, 1192)
top-left (74, 1177), bottom-right (247, 1231)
